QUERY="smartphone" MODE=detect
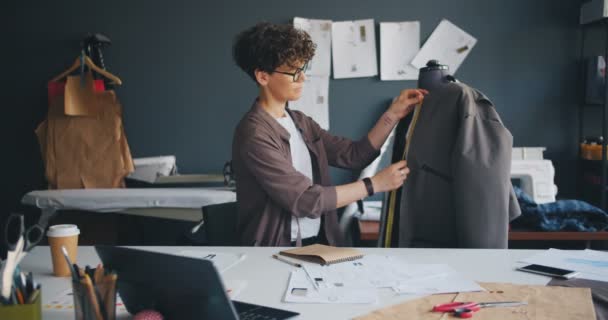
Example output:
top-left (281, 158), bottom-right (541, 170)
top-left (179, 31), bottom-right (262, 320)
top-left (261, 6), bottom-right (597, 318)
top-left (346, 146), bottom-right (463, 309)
top-left (517, 264), bottom-right (579, 279)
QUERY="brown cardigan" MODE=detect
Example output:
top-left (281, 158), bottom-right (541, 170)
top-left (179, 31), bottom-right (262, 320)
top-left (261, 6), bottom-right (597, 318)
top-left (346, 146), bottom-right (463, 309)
top-left (232, 100), bottom-right (380, 246)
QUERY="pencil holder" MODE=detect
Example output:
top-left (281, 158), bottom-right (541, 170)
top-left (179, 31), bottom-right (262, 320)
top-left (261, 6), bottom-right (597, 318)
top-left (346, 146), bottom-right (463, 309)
top-left (72, 279), bottom-right (117, 320)
top-left (0, 288), bottom-right (42, 320)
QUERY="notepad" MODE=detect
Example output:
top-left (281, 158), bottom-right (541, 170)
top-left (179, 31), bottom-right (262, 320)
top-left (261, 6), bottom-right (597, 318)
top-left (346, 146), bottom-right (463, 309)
top-left (279, 244), bottom-right (363, 265)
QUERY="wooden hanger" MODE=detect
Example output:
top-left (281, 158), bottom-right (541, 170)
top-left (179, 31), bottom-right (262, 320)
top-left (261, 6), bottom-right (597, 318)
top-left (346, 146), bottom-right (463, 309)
top-left (50, 55), bottom-right (122, 85)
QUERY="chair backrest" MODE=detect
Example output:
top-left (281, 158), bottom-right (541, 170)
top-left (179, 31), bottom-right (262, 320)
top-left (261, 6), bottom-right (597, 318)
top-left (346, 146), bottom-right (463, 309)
top-left (202, 201), bottom-right (239, 246)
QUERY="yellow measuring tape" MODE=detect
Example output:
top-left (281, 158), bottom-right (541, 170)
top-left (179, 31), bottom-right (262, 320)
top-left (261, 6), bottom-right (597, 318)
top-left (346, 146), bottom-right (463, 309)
top-left (383, 103), bottom-right (422, 248)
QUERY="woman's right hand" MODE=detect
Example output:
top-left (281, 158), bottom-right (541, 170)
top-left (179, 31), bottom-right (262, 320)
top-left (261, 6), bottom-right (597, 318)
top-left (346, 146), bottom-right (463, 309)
top-left (371, 160), bottom-right (410, 193)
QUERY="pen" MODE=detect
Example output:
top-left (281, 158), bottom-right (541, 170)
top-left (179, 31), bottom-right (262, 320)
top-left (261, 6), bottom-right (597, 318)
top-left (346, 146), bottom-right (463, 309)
top-left (61, 246), bottom-right (79, 282)
top-left (15, 288), bottom-right (24, 304)
top-left (26, 288), bottom-right (40, 304)
top-left (272, 254), bottom-right (302, 268)
top-left (302, 265), bottom-right (320, 291)
top-left (94, 265), bottom-right (104, 285)
top-left (82, 274), bottom-right (105, 320)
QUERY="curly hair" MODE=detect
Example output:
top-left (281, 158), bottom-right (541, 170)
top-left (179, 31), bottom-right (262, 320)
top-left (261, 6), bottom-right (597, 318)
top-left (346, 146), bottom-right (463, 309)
top-left (233, 22), bottom-right (316, 82)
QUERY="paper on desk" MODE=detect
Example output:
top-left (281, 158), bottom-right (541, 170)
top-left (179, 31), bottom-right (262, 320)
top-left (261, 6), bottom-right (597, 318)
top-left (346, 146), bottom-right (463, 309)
top-left (294, 17), bottom-right (332, 77)
top-left (411, 19), bottom-right (477, 74)
top-left (347, 255), bottom-right (444, 288)
top-left (302, 255), bottom-right (452, 289)
top-left (303, 262), bottom-right (377, 290)
top-left (380, 21), bottom-right (420, 81)
top-left (289, 75), bottom-right (330, 129)
top-left (332, 19), bottom-right (378, 79)
top-left (177, 250), bottom-right (246, 273)
top-left (393, 265), bottom-right (485, 295)
top-left (284, 269), bottom-right (376, 304)
top-left (520, 248), bottom-right (608, 281)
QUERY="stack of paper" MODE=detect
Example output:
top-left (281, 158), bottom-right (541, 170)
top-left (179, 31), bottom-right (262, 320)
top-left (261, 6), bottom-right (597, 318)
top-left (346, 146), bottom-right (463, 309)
top-left (283, 255), bottom-right (484, 304)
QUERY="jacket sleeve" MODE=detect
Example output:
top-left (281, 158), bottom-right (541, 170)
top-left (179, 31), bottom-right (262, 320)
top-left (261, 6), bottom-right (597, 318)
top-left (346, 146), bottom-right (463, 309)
top-left (312, 120), bottom-right (380, 170)
top-left (239, 131), bottom-right (337, 219)
top-left (451, 98), bottom-right (514, 249)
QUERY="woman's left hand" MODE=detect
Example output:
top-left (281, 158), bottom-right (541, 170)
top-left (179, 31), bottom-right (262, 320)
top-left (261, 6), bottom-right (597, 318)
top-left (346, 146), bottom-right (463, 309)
top-left (388, 88), bottom-right (428, 120)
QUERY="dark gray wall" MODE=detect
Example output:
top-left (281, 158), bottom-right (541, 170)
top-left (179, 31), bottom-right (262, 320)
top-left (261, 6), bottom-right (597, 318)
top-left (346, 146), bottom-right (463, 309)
top-left (2, 0), bottom-right (582, 217)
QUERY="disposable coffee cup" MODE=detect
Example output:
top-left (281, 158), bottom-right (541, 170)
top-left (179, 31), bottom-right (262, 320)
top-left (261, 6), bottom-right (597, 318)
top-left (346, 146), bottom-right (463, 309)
top-left (47, 224), bottom-right (80, 277)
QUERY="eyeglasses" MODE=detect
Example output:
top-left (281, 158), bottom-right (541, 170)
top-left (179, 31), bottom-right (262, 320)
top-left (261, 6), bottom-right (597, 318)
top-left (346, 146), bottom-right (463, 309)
top-left (273, 62), bottom-right (308, 82)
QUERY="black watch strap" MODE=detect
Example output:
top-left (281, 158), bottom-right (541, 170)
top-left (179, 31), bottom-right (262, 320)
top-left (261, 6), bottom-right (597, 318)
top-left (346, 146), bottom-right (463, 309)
top-left (362, 177), bottom-right (374, 196)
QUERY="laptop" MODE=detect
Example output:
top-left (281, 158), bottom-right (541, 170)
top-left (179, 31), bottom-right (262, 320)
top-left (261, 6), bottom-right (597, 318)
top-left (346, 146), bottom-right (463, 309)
top-left (95, 246), bottom-right (299, 319)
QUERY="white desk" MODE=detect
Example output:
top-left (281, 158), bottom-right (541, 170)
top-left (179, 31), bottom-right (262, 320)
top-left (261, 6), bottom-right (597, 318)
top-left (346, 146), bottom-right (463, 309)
top-left (21, 246), bottom-right (551, 320)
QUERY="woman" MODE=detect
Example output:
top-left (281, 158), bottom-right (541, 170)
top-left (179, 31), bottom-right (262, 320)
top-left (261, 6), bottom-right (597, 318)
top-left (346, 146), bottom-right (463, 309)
top-left (232, 22), bottom-right (427, 246)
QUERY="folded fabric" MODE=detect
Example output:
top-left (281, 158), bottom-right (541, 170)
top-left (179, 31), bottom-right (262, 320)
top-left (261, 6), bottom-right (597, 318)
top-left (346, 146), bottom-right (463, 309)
top-left (511, 187), bottom-right (608, 232)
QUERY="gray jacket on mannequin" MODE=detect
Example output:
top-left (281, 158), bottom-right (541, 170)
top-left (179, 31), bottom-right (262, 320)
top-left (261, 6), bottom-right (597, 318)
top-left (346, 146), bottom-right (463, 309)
top-left (393, 81), bottom-right (521, 248)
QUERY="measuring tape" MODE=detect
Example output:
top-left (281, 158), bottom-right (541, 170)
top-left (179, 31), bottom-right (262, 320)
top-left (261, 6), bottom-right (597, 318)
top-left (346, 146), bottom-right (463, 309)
top-left (383, 103), bottom-right (422, 248)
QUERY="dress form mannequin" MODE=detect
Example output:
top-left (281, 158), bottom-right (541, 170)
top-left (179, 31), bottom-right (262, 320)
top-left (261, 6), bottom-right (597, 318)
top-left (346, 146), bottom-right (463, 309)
top-left (417, 60), bottom-right (454, 92)
top-left (380, 60), bottom-right (454, 248)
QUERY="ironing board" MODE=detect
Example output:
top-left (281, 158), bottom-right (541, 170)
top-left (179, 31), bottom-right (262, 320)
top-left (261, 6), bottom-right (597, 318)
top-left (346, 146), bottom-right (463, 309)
top-left (21, 188), bottom-right (236, 228)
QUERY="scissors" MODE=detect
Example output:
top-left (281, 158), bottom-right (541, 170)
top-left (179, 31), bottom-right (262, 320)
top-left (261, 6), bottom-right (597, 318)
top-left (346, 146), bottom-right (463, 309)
top-left (433, 301), bottom-right (527, 318)
top-left (1, 213), bottom-right (44, 301)
top-left (6, 213), bottom-right (44, 263)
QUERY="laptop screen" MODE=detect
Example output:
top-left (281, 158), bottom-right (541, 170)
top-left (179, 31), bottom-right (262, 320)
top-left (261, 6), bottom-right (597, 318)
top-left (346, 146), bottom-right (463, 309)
top-left (95, 246), bottom-right (239, 319)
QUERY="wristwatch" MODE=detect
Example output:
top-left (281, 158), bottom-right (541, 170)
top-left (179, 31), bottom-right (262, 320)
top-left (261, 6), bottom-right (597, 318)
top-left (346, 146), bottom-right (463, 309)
top-left (362, 177), bottom-right (374, 196)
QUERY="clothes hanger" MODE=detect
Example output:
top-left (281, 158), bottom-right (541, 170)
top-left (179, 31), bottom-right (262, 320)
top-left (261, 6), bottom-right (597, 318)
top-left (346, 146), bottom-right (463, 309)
top-left (50, 53), bottom-right (122, 85)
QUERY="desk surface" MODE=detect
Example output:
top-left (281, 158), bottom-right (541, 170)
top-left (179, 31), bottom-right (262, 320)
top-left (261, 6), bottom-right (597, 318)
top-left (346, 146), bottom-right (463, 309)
top-left (22, 246), bottom-right (551, 320)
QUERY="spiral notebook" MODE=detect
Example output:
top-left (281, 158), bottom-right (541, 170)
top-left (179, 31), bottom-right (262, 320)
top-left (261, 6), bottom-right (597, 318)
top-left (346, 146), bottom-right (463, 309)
top-left (279, 244), bottom-right (363, 265)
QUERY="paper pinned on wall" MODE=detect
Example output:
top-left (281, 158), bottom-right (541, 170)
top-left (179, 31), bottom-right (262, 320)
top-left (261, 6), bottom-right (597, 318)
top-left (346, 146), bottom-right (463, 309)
top-left (380, 21), bottom-right (420, 80)
top-left (294, 17), bottom-right (332, 77)
top-left (331, 19), bottom-right (378, 79)
top-left (289, 75), bottom-right (330, 129)
top-left (410, 19), bottom-right (477, 74)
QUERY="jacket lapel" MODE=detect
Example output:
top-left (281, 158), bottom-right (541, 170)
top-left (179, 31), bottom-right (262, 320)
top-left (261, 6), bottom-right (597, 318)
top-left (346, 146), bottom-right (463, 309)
top-left (250, 99), bottom-right (291, 144)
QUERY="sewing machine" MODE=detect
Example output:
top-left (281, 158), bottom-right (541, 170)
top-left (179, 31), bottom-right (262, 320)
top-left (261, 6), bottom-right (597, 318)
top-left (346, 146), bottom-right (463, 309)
top-left (510, 148), bottom-right (557, 204)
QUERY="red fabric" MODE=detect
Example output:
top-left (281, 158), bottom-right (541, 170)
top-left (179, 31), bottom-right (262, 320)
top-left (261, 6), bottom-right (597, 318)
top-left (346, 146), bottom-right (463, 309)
top-left (133, 310), bottom-right (164, 320)
top-left (47, 79), bottom-right (105, 104)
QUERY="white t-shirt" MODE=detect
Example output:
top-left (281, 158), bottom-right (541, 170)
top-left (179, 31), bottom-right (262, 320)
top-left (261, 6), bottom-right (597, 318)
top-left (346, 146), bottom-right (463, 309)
top-left (275, 113), bottom-right (321, 241)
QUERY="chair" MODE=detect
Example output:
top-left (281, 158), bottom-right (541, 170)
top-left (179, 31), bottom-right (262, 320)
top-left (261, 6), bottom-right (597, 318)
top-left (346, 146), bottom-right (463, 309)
top-left (201, 201), bottom-right (239, 246)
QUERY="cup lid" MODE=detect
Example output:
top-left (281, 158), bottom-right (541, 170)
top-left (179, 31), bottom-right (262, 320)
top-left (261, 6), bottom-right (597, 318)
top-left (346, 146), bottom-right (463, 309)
top-left (46, 224), bottom-right (80, 237)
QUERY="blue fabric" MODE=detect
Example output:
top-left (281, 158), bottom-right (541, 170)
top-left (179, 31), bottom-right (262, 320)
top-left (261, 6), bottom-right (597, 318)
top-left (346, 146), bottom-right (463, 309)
top-left (511, 187), bottom-right (608, 231)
